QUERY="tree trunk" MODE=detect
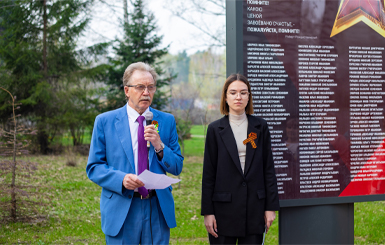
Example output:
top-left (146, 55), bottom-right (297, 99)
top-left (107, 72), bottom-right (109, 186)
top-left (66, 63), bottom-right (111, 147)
top-left (123, 0), bottom-right (128, 25)
top-left (11, 97), bottom-right (17, 222)
top-left (11, 160), bottom-right (16, 222)
top-left (38, 0), bottom-right (49, 155)
top-left (70, 125), bottom-right (82, 146)
top-left (181, 139), bottom-right (185, 156)
top-left (42, 0), bottom-right (48, 77)
top-left (178, 140), bottom-right (184, 189)
top-left (38, 126), bottom-right (49, 154)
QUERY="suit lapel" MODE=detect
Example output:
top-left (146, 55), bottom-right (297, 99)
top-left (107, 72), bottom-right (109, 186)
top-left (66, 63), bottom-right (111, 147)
top-left (115, 105), bottom-right (136, 173)
top-left (219, 116), bottom-right (244, 176)
top-left (244, 115), bottom-right (261, 176)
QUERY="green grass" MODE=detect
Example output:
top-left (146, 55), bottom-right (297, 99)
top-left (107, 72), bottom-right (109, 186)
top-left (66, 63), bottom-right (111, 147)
top-left (0, 155), bottom-right (103, 244)
top-left (1, 133), bottom-right (385, 244)
top-left (354, 201), bottom-right (385, 244)
top-left (57, 130), bottom-right (92, 146)
top-left (0, 154), bottom-right (278, 244)
top-left (190, 125), bottom-right (207, 136)
top-left (179, 125), bottom-right (207, 157)
top-left (182, 137), bottom-right (205, 157)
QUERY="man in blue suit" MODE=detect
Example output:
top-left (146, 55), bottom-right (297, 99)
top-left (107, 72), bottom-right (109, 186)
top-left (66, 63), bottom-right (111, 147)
top-left (86, 62), bottom-right (184, 244)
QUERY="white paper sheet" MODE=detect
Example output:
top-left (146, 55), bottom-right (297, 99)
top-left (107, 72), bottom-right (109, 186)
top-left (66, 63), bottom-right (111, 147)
top-left (137, 170), bottom-right (181, 189)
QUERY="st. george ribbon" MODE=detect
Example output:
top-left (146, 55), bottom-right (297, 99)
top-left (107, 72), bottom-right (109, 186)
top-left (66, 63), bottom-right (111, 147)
top-left (145, 111), bottom-right (153, 150)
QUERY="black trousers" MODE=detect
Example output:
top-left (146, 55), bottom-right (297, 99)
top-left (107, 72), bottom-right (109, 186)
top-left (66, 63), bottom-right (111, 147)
top-left (208, 233), bottom-right (263, 245)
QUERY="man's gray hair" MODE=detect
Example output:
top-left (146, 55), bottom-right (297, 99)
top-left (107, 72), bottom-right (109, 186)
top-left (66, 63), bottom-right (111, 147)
top-left (123, 62), bottom-right (158, 86)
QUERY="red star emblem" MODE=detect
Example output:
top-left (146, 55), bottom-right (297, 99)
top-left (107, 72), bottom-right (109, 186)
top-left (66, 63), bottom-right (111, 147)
top-left (331, 0), bottom-right (385, 37)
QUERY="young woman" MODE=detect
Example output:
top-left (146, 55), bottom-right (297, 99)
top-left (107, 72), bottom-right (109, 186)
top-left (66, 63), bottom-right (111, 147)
top-left (201, 74), bottom-right (279, 244)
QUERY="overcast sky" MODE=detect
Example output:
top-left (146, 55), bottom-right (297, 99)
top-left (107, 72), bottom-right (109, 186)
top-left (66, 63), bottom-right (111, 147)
top-left (81, 0), bottom-right (225, 55)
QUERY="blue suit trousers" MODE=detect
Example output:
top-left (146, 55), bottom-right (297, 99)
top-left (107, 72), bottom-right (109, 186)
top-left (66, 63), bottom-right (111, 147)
top-left (105, 196), bottom-right (170, 245)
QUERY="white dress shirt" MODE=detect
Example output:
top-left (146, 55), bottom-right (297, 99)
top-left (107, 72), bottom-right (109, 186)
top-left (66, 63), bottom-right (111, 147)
top-left (126, 104), bottom-right (150, 175)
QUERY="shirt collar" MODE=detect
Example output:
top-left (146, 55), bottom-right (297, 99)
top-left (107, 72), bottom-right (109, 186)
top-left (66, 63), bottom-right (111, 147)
top-left (126, 103), bottom-right (150, 122)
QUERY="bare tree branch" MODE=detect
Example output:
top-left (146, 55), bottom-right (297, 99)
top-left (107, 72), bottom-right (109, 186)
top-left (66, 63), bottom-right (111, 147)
top-left (189, 72), bottom-right (226, 79)
top-left (192, 0), bottom-right (225, 16)
top-left (97, 0), bottom-right (122, 13)
top-left (172, 13), bottom-right (225, 47)
top-left (164, 0), bottom-right (226, 48)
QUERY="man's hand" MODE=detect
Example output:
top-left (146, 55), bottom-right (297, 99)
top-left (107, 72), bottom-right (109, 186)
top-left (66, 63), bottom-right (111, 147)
top-left (204, 214), bottom-right (218, 238)
top-left (264, 210), bottom-right (276, 233)
top-left (144, 124), bottom-right (162, 150)
top-left (123, 174), bottom-right (145, 190)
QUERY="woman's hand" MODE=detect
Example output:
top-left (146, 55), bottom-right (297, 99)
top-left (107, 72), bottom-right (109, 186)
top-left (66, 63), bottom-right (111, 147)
top-left (204, 214), bottom-right (218, 238)
top-left (264, 210), bottom-right (276, 233)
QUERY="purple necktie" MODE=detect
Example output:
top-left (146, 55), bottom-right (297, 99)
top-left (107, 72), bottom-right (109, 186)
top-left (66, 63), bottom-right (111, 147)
top-left (137, 115), bottom-right (148, 198)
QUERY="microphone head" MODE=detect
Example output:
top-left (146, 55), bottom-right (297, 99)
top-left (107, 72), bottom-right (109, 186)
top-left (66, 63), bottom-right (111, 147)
top-left (145, 111), bottom-right (153, 124)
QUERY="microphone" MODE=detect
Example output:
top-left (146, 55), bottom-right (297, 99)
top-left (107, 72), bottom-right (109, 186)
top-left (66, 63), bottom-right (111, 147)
top-left (145, 111), bottom-right (153, 149)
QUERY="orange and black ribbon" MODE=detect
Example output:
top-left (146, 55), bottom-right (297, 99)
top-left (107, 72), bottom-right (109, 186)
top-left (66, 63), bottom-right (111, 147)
top-left (152, 120), bottom-right (159, 133)
top-left (243, 132), bottom-right (257, 148)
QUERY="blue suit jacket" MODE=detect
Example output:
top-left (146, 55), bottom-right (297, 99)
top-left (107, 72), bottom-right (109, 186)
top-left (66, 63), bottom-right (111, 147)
top-left (86, 105), bottom-right (183, 236)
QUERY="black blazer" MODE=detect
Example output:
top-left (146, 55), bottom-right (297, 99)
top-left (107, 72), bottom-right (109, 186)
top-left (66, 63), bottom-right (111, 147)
top-left (201, 115), bottom-right (279, 237)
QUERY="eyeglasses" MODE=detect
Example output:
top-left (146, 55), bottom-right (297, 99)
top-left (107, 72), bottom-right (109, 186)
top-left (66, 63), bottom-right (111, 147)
top-left (126, 84), bottom-right (156, 93)
top-left (227, 90), bottom-right (250, 99)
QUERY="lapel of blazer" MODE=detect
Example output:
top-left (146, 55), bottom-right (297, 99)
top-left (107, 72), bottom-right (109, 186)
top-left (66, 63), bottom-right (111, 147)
top-left (244, 115), bottom-right (261, 176)
top-left (218, 116), bottom-right (244, 176)
top-left (114, 105), bottom-right (135, 173)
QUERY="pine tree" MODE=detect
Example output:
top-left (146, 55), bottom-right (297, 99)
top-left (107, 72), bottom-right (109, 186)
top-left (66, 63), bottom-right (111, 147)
top-left (105, 0), bottom-right (171, 111)
top-left (0, 0), bottom-right (106, 153)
